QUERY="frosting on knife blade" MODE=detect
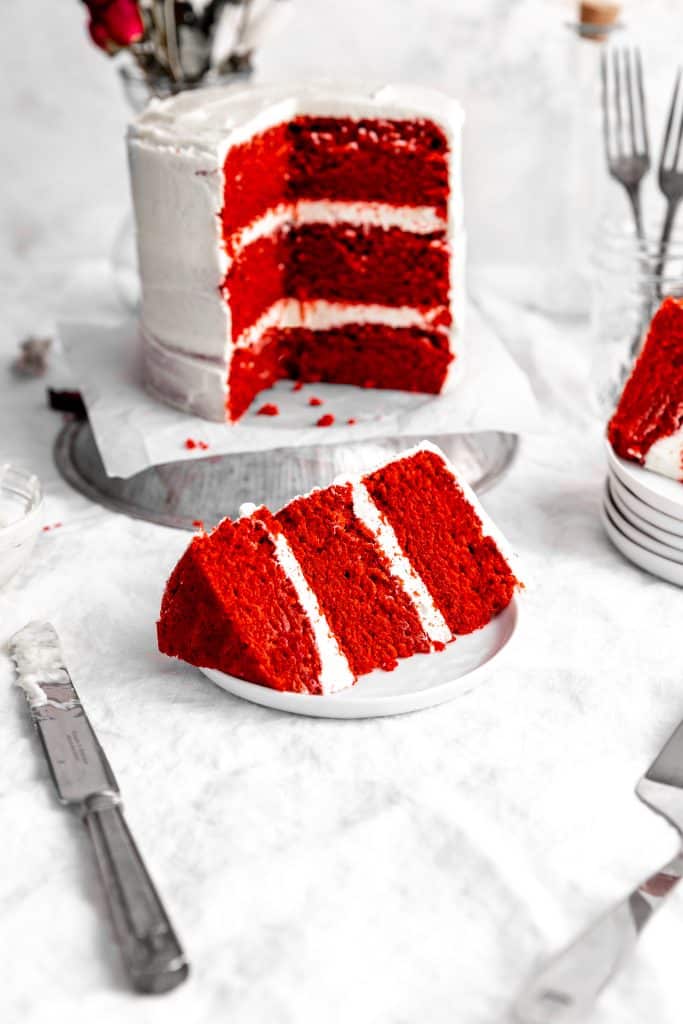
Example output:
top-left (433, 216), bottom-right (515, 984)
top-left (9, 621), bottom-right (71, 708)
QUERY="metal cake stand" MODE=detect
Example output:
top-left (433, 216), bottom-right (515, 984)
top-left (54, 420), bottom-right (518, 532)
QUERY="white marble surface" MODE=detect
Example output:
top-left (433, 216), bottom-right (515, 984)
top-left (3, 2), bottom-right (683, 1023)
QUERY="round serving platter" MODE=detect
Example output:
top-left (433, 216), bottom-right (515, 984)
top-left (202, 598), bottom-right (519, 719)
top-left (54, 419), bottom-right (518, 531)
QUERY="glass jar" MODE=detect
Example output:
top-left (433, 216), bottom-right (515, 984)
top-left (591, 217), bottom-right (683, 415)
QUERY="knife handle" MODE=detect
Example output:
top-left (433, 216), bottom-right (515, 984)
top-left (82, 794), bottom-right (189, 994)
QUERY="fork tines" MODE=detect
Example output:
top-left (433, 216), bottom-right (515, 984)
top-left (601, 47), bottom-right (650, 174)
top-left (660, 69), bottom-right (683, 179)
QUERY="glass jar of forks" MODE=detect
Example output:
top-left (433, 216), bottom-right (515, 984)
top-left (591, 215), bottom-right (683, 415)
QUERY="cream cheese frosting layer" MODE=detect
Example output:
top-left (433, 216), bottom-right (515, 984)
top-left (234, 299), bottom-right (453, 351)
top-left (233, 201), bottom-right (449, 252)
top-left (349, 482), bottom-right (453, 645)
top-left (270, 532), bottom-right (355, 694)
top-left (643, 424), bottom-right (683, 481)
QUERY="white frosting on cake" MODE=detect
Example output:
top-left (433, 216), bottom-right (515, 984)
top-left (349, 481), bottom-right (452, 645)
top-left (128, 82), bottom-right (465, 415)
top-left (235, 298), bottom-right (452, 349)
top-left (270, 532), bottom-right (354, 695)
top-left (234, 200), bottom-right (448, 251)
top-left (643, 424), bottom-right (683, 481)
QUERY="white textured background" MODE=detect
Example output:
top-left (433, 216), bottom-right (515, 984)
top-left (4, 3), bottom-right (683, 1024)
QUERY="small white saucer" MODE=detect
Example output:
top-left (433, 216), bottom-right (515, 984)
top-left (201, 598), bottom-right (519, 719)
top-left (608, 477), bottom-right (683, 550)
top-left (603, 487), bottom-right (683, 565)
top-left (606, 439), bottom-right (683, 519)
top-left (608, 470), bottom-right (683, 537)
top-left (601, 502), bottom-right (683, 587)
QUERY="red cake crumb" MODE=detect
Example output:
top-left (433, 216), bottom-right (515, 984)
top-left (192, 519), bottom-right (204, 530)
top-left (317, 414), bottom-right (335, 427)
top-left (308, 396), bottom-right (323, 406)
top-left (42, 522), bottom-right (63, 532)
top-left (184, 438), bottom-right (209, 451)
top-left (292, 381), bottom-right (304, 392)
top-left (257, 403), bottom-right (279, 416)
top-left (347, 418), bottom-right (357, 425)
top-left (608, 297), bottom-right (683, 465)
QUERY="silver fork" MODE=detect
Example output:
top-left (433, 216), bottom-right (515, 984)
top-left (601, 47), bottom-right (651, 243)
top-left (654, 69), bottom-right (683, 290)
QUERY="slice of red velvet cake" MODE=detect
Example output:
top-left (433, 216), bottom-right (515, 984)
top-left (157, 442), bottom-right (519, 694)
top-left (128, 84), bottom-right (465, 422)
top-left (608, 297), bottom-right (683, 482)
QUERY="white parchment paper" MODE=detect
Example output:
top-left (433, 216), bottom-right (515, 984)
top-left (58, 297), bottom-right (541, 479)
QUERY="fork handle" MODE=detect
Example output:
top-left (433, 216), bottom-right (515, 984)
top-left (654, 196), bottom-right (682, 295)
top-left (513, 854), bottom-right (683, 1024)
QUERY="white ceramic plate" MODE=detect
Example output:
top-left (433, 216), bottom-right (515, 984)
top-left (608, 476), bottom-right (683, 550)
top-left (601, 502), bottom-right (683, 587)
top-left (608, 470), bottom-right (683, 537)
top-left (201, 598), bottom-right (520, 719)
top-left (603, 487), bottom-right (683, 564)
top-left (606, 440), bottom-right (683, 519)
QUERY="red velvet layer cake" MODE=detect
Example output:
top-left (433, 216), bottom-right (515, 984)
top-left (158, 442), bottom-right (519, 694)
top-left (608, 297), bottom-right (683, 482)
top-left (129, 85), bottom-right (465, 422)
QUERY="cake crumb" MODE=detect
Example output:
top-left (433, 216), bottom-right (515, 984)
top-left (347, 418), bottom-right (357, 425)
top-left (291, 381), bottom-right (304, 392)
top-left (192, 519), bottom-right (204, 530)
top-left (316, 413), bottom-right (335, 427)
top-left (308, 396), bottom-right (323, 406)
top-left (42, 522), bottom-right (63, 532)
top-left (257, 403), bottom-right (280, 416)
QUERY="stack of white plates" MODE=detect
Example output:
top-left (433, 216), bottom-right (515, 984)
top-left (603, 441), bottom-right (683, 586)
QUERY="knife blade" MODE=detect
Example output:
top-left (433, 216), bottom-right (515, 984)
top-left (9, 621), bottom-right (189, 994)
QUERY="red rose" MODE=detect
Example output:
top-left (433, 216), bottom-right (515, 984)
top-left (83, 0), bottom-right (144, 53)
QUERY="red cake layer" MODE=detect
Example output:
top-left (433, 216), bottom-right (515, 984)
top-left (221, 117), bottom-right (449, 238)
top-left (608, 297), bottom-right (683, 464)
top-left (224, 225), bottom-right (450, 342)
top-left (275, 484), bottom-right (431, 675)
top-left (227, 324), bottom-right (454, 421)
top-left (157, 511), bottom-right (325, 693)
top-left (364, 450), bottom-right (517, 634)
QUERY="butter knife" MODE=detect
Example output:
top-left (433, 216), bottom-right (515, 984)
top-left (9, 621), bottom-right (189, 994)
top-left (515, 716), bottom-right (683, 1022)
